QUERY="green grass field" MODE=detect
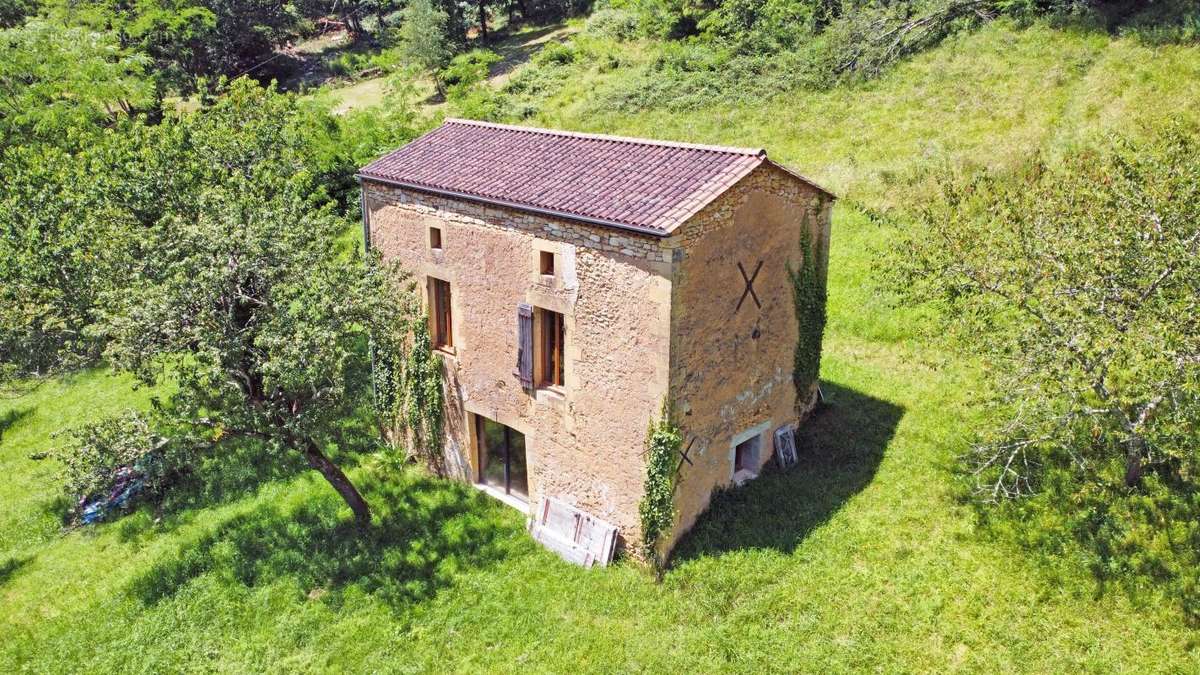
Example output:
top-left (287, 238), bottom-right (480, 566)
top-left (3, 19), bottom-right (1200, 673)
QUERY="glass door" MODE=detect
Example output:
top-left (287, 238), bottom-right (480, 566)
top-left (476, 416), bottom-right (528, 501)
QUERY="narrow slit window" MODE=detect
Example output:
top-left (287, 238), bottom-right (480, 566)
top-left (429, 226), bottom-right (443, 250)
top-left (537, 308), bottom-right (565, 388)
top-left (428, 277), bottom-right (452, 350)
top-left (539, 250), bottom-right (555, 276)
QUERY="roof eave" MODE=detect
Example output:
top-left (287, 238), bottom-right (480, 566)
top-left (766, 159), bottom-right (838, 200)
top-left (357, 173), bottom-right (674, 238)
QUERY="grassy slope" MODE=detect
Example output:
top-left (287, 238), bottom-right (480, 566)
top-left (3, 20), bottom-right (1200, 673)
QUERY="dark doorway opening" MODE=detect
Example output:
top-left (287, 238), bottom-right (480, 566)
top-left (476, 415), bottom-right (528, 502)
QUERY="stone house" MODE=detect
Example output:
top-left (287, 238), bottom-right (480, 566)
top-left (359, 119), bottom-right (834, 557)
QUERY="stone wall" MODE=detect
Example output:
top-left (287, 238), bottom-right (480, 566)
top-left (663, 162), bottom-right (833, 551)
top-left (363, 180), bottom-right (674, 547)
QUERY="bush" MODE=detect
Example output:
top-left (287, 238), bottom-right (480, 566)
top-left (52, 410), bottom-right (181, 509)
top-left (584, 8), bottom-right (640, 40)
top-left (439, 49), bottom-right (502, 91)
top-left (532, 40), bottom-right (578, 66)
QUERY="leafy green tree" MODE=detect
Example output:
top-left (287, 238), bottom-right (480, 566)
top-left (890, 123), bottom-right (1200, 617)
top-left (100, 187), bottom-right (415, 527)
top-left (0, 20), bottom-right (153, 146)
top-left (396, 0), bottom-right (453, 89)
top-left (0, 138), bottom-right (144, 377)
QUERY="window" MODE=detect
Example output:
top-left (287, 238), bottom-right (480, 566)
top-left (539, 250), bottom-right (555, 276)
top-left (733, 435), bottom-right (761, 484)
top-left (537, 308), bottom-right (565, 388)
top-left (476, 415), bottom-right (528, 502)
top-left (429, 226), bottom-right (442, 250)
top-left (428, 277), bottom-right (452, 350)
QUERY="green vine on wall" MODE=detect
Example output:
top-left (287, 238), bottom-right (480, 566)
top-left (639, 404), bottom-right (681, 574)
top-left (373, 316), bottom-right (444, 469)
top-left (403, 317), bottom-right (445, 466)
top-left (788, 219), bottom-right (828, 401)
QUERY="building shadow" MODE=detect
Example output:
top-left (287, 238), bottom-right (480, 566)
top-left (671, 382), bottom-right (903, 563)
top-left (127, 468), bottom-right (521, 612)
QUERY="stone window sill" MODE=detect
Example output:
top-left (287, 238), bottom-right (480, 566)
top-left (473, 482), bottom-right (529, 512)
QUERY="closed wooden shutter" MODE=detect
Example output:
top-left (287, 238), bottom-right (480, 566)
top-left (516, 303), bottom-right (533, 388)
top-left (528, 496), bottom-right (619, 568)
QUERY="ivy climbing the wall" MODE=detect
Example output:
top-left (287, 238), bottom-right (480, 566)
top-left (372, 314), bottom-right (445, 471)
top-left (639, 406), bottom-right (681, 574)
top-left (788, 220), bottom-right (828, 401)
top-left (403, 317), bottom-right (445, 468)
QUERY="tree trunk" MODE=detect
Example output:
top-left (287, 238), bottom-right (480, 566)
top-left (1125, 439), bottom-right (1144, 488)
top-left (303, 440), bottom-right (372, 527)
top-left (478, 0), bottom-right (488, 42)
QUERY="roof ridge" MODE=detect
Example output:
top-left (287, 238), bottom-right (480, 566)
top-left (442, 118), bottom-right (768, 158)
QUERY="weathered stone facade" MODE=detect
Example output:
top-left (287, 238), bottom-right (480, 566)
top-left (363, 161), bottom-right (831, 555)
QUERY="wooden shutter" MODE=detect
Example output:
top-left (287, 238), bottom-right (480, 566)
top-left (774, 424), bottom-right (798, 470)
top-left (516, 303), bottom-right (533, 388)
top-left (528, 496), bottom-right (619, 568)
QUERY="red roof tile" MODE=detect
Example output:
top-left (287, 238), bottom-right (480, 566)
top-left (358, 119), bottom-right (830, 236)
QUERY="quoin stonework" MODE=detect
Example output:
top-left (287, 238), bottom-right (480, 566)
top-left (360, 118), bottom-right (834, 560)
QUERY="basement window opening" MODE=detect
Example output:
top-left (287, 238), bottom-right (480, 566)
top-left (733, 435), bottom-right (761, 485)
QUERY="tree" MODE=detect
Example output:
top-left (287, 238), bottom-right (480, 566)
top-left (95, 81), bottom-right (418, 527)
top-left (396, 0), bottom-right (453, 90)
top-left (0, 20), bottom-right (153, 146)
top-left (890, 123), bottom-right (1200, 616)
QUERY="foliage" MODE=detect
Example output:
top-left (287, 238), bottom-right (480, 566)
top-left (0, 142), bottom-right (135, 377)
top-left (532, 40), bottom-right (578, 65)
top-left (788, 220), bottom-right (827, 399)
top-left (0, 21), bottom-right (153, 147)
top-left (0, 0), bottom-right (36, 27)
top-left (889, 123), bottom-right (1200, 619)
top-left (396, 0), bottom-right (454, 85)
top-left (583, 7), bottom-right (640, 39)
top-left (638, 405), bottom-right (680, 571)
top-left (439, 48), bottom-right (503, 92)
top-left (51, 410), bottom-right (180, 507)
top-left (90, 80), bottom-right (418, 527)
top-left (402, 319), bottom-right (446, 468)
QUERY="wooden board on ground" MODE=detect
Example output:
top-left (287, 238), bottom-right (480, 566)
top-left (528, 496), bottom-right (618, 568)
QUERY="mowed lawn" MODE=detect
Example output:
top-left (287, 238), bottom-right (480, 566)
top-left (4, 20), bottom-right (1200, 673)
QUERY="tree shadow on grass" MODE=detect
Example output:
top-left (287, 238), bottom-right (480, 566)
top-left (114, 406), bottom-right (383, 541)
top-left (128, 468), bottom-right (524, 612)
top-left (671, 382), bottom-right (904, 562)
top-left (0, 406), bottom-right (32, 445)
top-left (0, 554), bottom-right (32, 585)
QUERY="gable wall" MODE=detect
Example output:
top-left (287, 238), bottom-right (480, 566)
top-left (663, 163), bottom-right (833, 554)
top-left (363, 180), bottom-right (674, 546)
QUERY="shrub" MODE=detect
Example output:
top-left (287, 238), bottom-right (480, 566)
top-left (532, 40), bottom-right (578, 66)
top-left (52, 410), bottom-right (180, 509)
top-left (584, 8), bottom-right (640, 40)
top-left (439, 49), bottom-right (502, 91)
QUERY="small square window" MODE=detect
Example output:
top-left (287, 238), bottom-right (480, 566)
top-left (539, 250), bottom-right (555, 276)
top-left (429, 226), bottom-right (443, 250)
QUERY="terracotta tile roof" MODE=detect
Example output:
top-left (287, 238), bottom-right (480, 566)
top-left (358, 119), bottom-right (831, 236)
